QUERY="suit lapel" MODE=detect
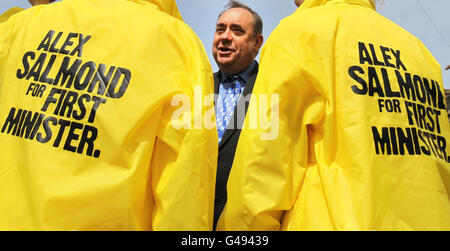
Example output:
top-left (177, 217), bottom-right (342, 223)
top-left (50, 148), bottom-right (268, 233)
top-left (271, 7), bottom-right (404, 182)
top-left (219, 63), bottom-right (259, 148)
top-left (213, 72), bottom-right (220, 96)
top-left (213, 72), bottom-right (220, 107)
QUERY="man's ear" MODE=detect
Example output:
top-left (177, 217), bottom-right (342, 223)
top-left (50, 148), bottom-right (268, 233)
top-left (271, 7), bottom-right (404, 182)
top-left (255, 34), bottom-right (264, 52)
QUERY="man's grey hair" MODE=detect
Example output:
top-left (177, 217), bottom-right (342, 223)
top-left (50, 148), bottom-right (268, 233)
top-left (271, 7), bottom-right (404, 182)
top-left (218, 0), bottom-right (263, 37)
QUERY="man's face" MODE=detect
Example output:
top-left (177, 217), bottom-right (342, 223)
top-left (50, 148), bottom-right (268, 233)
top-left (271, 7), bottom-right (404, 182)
top-left (295, 0), bottom-right (305, 7)
top-left (213, 8), bottom-right (262, 75)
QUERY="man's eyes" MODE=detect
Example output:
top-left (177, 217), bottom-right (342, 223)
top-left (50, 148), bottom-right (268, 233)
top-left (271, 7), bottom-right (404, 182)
top-left (215, 27), bottom-right (245, 35)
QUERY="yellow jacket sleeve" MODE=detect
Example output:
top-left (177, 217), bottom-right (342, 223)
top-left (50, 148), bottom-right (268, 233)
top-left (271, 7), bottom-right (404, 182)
top-left (151, 58), bottom-right (217, 230)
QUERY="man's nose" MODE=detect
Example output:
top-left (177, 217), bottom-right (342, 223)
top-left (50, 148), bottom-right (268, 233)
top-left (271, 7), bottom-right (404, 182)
top-left (219, 29), bottom-right (233, 42)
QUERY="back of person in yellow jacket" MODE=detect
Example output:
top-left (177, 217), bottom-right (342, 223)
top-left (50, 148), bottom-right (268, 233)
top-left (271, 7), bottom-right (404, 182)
top-left (218, 0), bottom-right (450, 231)
top-left (0, 0), bottom-right (217, 230)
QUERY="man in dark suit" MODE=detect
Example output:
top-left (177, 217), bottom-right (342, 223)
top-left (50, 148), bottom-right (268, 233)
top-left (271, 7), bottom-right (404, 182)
top-left (212, 0), bottom-right (263, 229)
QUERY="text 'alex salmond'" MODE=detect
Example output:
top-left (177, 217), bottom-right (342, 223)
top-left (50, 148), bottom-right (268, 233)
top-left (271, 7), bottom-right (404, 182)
top-left (348, 42), bottom-right (449, 163)
top-left (1, 30), bottom-right (133, 158)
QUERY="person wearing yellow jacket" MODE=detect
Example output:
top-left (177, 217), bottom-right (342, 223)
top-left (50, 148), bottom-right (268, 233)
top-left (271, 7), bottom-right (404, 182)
top-left (218, 0), bottom-right (450, 231)
top-left (0, 0), bottom-right (217, 230)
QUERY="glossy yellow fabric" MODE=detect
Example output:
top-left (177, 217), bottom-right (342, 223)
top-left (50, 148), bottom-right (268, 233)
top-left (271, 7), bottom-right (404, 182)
top-left (218, 0), bottom-right (450, 231)
top-left (0, 0), bottom-right (217, 230)
top-left (0, 7), bottom-right (24, 23)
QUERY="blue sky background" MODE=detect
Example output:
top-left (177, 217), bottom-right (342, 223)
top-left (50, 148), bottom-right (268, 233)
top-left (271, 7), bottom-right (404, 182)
top-left (1, 0), bottom-right (449, 89)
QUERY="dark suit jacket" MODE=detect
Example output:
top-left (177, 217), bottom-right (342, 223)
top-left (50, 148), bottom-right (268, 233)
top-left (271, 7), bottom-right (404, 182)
top-left (213, 63), bottom-right (258, 230)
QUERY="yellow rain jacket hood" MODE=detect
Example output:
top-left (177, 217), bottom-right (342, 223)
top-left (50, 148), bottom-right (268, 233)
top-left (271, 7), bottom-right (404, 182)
top-left (0, 7), bottom-right (24, 23)
top-left (298, 0), bottom-right (375, 10)
top-left (0, 0), bottom-right (217, 230)
top-left (218, 0), bottom-right (450, 230)
top-left (140, 0), bottom-right (183, 20)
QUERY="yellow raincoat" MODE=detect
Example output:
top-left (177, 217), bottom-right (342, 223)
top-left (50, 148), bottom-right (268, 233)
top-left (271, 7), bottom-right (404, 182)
top-left (0, 7), bottom-right (24, 23)
top-left (0, 0), bottom-right (217, 230)
top-left (218, 0), bottom-right (450, 230)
